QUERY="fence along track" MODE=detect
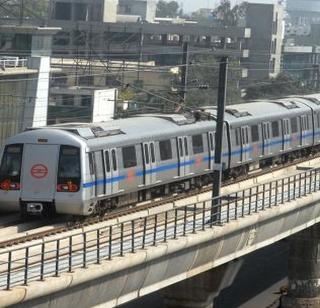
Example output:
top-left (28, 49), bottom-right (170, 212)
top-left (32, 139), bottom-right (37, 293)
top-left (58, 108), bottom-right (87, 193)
top-left (0, 166), bottom-right (319, 289)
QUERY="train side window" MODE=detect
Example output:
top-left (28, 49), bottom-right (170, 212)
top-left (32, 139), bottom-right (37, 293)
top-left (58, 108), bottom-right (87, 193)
top-left (144, 144), bottom-right (149, 164)
top-left (272, 121), bottom-right (279, 137)
top-left (184, 137), bottom-right (189, 156)
top-left (0, 144), bottom-right (23, 183)
top-left (159, 140), bottom-right (172, 161)
top-left (192, 134), bottom-right (204, 154)
top-left (105, 151), bottom-right (110, 173)
top-left (88, 153), bottom-right (94, 175)
top-left (150, 143), bottom-right (155, 163)
top-left (122, 146), bottom-right (137, 168)
top-left (251, 125), bottom-right (259, 142)
top-left (235, 129), bottom-right (240, 146)
top-left (179, 138), bottom-right (183, 157)
top-left (291, 118), bottom-right (298, 133)
top-left (209, 133), bottom-right (214, 150)
top-left (111, 149), bottom-right (117, 171)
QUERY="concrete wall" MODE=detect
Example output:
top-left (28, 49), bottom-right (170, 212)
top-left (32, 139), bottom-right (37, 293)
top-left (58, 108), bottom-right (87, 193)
top-left (4, 190), bottom-right (320, 307)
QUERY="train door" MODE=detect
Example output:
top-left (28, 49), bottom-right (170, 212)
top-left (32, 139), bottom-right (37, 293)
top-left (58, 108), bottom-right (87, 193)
top-left (208, 131), bottom-right (215, 169)
top-left (94, 151), bottom-right (105, 197)
top-left (177, 136), bottom-right (190, 177)
top-left (103, 148), bottom-right (120, 195)
top-left (21, 144), bottom-right (59, 201)
top-left (282, 119), bottom-right (290, 151)
top-left (241, 126), bottom-right (250, 162)
top-left (300, 115), bottom-right (309, 146)
top-left (143, 141), bottom-right (157, 185)
top-left (263, 122), bottom-right (272, 155)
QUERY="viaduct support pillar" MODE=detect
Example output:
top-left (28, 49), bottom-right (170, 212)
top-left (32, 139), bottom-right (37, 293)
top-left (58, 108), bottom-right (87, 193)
top-left (282, 223), bottom-right (320, 308)
top-left (161, 260), bottom-right (242, 308)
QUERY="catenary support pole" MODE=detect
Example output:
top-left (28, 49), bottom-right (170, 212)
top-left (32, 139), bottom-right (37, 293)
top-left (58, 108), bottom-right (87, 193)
top-left (211, 56), bottom-right (228, 223)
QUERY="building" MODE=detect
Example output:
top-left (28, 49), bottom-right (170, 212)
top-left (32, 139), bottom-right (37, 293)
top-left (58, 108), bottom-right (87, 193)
top-left (282, 45), bottom-right (320, 88)
top-left (243, 3), bottom-right (284, 82)
top-left (118, 0), bottom-right (156, 23)
top-left (0, 25), bottom-right (59, 147)
top-left (50, 0), bottom-right (118, 23)
top-left (48, 86), bottom-right (117, 124)
top-left (286, 0), bottom-right (320, 26)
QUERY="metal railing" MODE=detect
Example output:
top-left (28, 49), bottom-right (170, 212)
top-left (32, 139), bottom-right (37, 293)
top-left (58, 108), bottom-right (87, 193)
top-left (1, 167), bottom-right (320, 290)
top-left (0, 58), bottom-right (27, 70)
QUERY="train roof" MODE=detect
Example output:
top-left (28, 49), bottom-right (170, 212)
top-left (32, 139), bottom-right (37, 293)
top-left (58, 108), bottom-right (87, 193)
top-left (202, 99), bottom-right (312, 126)
top-left (29, 114), bottom-right (217, 149)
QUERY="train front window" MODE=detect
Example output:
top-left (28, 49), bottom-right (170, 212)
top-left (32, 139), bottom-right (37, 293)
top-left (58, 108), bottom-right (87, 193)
top-left (57, 146), bottom-right (80, 192)
top-left (0, 144), bottom-right (23, 188)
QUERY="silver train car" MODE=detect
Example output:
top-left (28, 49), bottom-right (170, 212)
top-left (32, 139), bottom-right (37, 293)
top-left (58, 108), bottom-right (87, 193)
top-left (1, 93), bottom-right (320, 216)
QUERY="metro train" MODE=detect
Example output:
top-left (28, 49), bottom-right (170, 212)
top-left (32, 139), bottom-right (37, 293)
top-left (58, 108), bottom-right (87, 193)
top-left (1, 93), bottom-right (320, 216)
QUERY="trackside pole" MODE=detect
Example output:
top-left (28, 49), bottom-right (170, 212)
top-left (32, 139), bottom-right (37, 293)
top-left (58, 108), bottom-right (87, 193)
top-left (211, 56), bottom-right (228, 224)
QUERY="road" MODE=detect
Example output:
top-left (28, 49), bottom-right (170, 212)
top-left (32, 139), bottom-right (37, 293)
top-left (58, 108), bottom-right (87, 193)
top-left (122, 240), bottom-right (288, 308)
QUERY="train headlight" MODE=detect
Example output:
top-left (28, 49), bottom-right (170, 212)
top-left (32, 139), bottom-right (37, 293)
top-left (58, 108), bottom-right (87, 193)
top-left (0, 180), bottom-right (20, 191)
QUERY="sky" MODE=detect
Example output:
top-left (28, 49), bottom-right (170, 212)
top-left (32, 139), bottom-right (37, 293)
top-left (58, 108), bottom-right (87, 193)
top-left (179, 0), bottom-right (278, 13)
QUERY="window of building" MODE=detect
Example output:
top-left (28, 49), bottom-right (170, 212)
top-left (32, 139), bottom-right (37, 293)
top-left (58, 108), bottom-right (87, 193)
top-left (251, 125), bottom-right (259, 142)
top-left (55, 2), bottom-right (71, 20)
top-left (272, 121), bottom-right (279, 137)
top-left (192, 135), bottom-right (204, 154)
top-left (122, 146), bottom-right (137, 168)
top-left (159, 140), bottom-right (172, 161)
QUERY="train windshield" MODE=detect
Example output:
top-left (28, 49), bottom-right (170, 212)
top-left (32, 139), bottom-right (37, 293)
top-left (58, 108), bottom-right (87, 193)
top-left (0, 144), bottom-right (23, 187)
top-left (57, 146), bottom-right (81, 192)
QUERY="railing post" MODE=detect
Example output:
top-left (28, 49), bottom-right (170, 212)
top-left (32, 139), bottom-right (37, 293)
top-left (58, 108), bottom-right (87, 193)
top-left (96, 230), bottom-right (100, 264)
top-left (24, 247), bottom-right (29, 285)
top-left (108, 225), bottom-right (112, 260)
top-left (275, 180), bottom-right (278, 206)
top-left (6, 251), bottom-right (12, 290)
top-left (299, 173), bottom-right (302, 198)
top-left (174, 209), bottom-right (178, 238)
top-left (269, 182), bottom-right (272, 208)
top-left (40, 243), bottom-right (45, 280)
top-left (262, 183), bottom-right (266, 210)
top-left (55, 239), bottom-right (60, 277)
top-left (193, 203), bottom-right (196, 233)
top-left (255, 187), bottom-right (258, 212)
top-left (83, 232), bottom-right (87, 268)
top-left (249, 188), bottom-right (252, 215)
top-left (227, 197), bottom-right (230, 223)
top-left (68, 236), bottom-right (73, 271)
top-left (164, 211), bottom-right (168, 242)
top-left (183, 206), bottom-right (187, 235)
top-left (235, 192), bottom-right (238, 219)
top-left (120, 223), bottom-right (124, 257)
top-left (202, 201), bottom-right (206, 230)
top-left (142, 217), bottom-right (147, 249)
top-left (281, 179), bottom-right (285, 204)
top-left (293, 175), bottom-right (297, 200)
top-left (309, 171), bottom-right (312, 194)
top-left (131, 220), bottom-right (135, 253)
top-left (242, 190), bottom-right (245, 217)
top-left (153, 215), bottom-right (157, 246)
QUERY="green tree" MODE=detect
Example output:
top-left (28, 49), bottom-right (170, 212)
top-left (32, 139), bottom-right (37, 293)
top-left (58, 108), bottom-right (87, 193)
top-left (184, 54), bottom-right (242, 107)
top-left (213, 0), bottom-right (247, 26)
top-left (244, 74), bottom-right (312, 100)
top-left (156, 0), bottom-right (180, 18)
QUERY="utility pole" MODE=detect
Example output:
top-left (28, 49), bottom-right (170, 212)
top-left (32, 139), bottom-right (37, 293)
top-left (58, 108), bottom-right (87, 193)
top-left (211, 56), bottom-right (228, 224)
top-left (180, 42), bottom-right (189, 103)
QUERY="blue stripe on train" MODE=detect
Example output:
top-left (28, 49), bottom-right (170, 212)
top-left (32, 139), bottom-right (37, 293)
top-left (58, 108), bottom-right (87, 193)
top-left (82, 133), bottom-right (315, 188)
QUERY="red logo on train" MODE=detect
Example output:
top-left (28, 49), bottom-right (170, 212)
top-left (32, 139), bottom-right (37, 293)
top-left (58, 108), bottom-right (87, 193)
top-left (31, 164), bottom-right (48, 179)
